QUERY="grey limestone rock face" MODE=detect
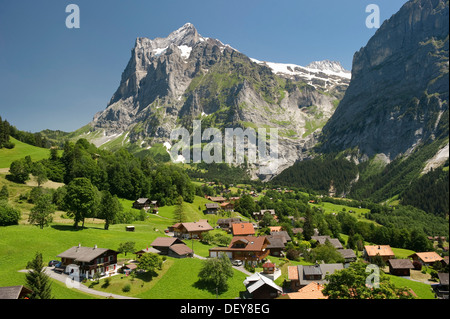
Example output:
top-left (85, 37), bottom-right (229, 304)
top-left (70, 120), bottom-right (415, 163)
top-left (87, 23), bottom-right (351, 178)
top-left (320, 0), bottom-right (449, 162)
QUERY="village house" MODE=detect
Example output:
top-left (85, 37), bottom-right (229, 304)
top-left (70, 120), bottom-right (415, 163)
top-left (265, 235), bottom-right (286, 257)
top-left (265, 231), bottom-right (292, 257)
top-left (388, 259), bottom-right (415, 276)
top-left (56, 244), bottom-right (119, 280)
top-left (288, 263), bottom-right (344, 291)
top-left (132, 198), bottom-right (158, 212)
top-left (252, 209), bottom-right (276, 221)
top-left (311, 235), bottom-right (343, 249)
top-left (338, 249), bottom-right (357, 264)
top-left (206, 196), bottom-right (226, 203)
top-left (363, 245), bottom-right (395, 263)
top-left (231, 222), bottom-right (255, 236)
top-left (205, 203), bottom-right (220, 214)
top-left (0, 286), bottom-right (33, 299)
top-left (434, 273), bottom-right (449, 299)
top-left (220, 202), bottom-right (234, 212)
top-left (209, 236), bottom-right (270, 265)
top-left (408, 252), bottom-right (444, 267)
top-left (171, 220), bottom-right (213, 240)
top-left (242, 272), bottom-right (283, 299)
top-left (148, 237), bottom-right (193, 258)
top-left (217, 217), bottom-right (241, 232)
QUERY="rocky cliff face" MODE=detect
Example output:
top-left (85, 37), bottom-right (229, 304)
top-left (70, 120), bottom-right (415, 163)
top-left (319, 0), bottom-right (449, 162)
top-left (83, 23), bottom-right (350, 179)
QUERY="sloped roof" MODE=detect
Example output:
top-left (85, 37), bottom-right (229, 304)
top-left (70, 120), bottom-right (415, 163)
top-left (181, 221), bottom-right (213, 232)
top-left (244, 273), bottom-right (282, 294)
top-left (0, 286), bottom-right (32, 299)
top-left (169, 244), bottom-right (193, 256)
top-left (151, 237), bottom-right (184, 247)
top-left (229, 236), bottom-right (268, 251)
top-left (287, 282), bottom-right (327, 299)
top-left (57, 246), bottom-right (117, 262)
top-left (411, 252), bottom-right (443, 263)
top-left (364, 245), bottom-right (395, 257)
top-left (388, 259), bottom-right (414, 269)
top-left (338, 249), bottom-right (357, 259)
top-left (232, 223), bottom-right (255, 236)
top-left (265, 236), bottom-right (285, 249)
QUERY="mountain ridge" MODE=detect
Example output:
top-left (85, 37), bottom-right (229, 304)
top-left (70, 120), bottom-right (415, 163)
top-left (76, 22), bottom-right (351, 179)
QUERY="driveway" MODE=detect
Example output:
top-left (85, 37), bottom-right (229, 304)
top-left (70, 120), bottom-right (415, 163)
top-left (20, 267), bottom-right (139, 299)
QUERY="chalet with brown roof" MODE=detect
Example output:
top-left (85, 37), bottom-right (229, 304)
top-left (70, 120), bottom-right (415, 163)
top-left (207, 196), bottom-right (226, 203)
top-left (408, 252), bottom-right (443, 267)
top-left (311, 235), bottom-right (343, 249)
top-left (288, 263), bottom-right (344, 291)
top-left (217, 217), bottom-right (241, 231)
top-left (149, 237), bottom-right (193, 258)
top-left (209, 236), bottom-right (270, 265)
top-left (205, 203), bottom-right (220, 214)
top-left (0, 286), bottom-right (32, 299)
top-left (338, 249), bottom-right (357, 263)
top-left (435, 273), bottom-right (449, 299)
top-left (56, 244), bottom-right (119, 279)
top-left (231, 223), bottom-right (255, 236)
top-left (220, 202), bottom-right (234, 212)
top-left (133, 198), bottom-right (158, 212)
top-left (388, 259), bottom-right (414, 276)
top-left (172, 220), bottom-right (213, 240)
top-left (253, 209), bottom-right (276, 221)
top-left (363, 245), bottom-right (395, 263)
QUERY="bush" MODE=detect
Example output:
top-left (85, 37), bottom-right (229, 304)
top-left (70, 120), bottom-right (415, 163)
top-left (122, 284), bottom-right (131, 292)
top-left (0, 201), bottom-right (21, 226)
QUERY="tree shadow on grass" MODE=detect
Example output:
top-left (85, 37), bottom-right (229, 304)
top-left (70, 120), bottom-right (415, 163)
top-left (192, 279), bottom-right (227, 296)
top-left (135, 270), bottom-right (158, 283)
top-left (50, 225), bottom-right (104, 231)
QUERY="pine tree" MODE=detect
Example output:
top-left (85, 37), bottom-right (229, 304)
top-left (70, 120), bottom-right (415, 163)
top-left (25, 252), bottom-right (53, 299)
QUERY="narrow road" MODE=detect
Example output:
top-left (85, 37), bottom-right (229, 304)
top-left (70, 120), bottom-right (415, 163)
top-left (19, 268), bottom-right (139, 299)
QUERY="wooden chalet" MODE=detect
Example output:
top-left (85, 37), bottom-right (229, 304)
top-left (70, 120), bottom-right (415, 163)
top-left (243, 272), bottom-right (283, 299)
top-left (209, 236), bottom-right (270, 265)
top-left (231, 223), bottom-right (255, 236)
top-left (220, 202), bottom-right (234, 212)
top-left (388, 259), bottom-right (414, 276)
top-left (253, 209), bottom-right (276, 221)
top-left (288, 263), bottom-right (344, 291)
top-left (311, 235), bottom-right (343, 249)
top-left (207, 196), bottom-right (226, 203)
top-left (363, 245), bottom-right (395, 263)
top-left (56, 244), bottom-right (119, 280)
top-left (0, 286), bottom-right (32, 299)
top-left (217, 217), bottom-right (241, 231)
top-left (171, 220), bottom-right (213, 240)
top-left (148, 237), bottom-right (193, 258)
top-left (205, 203), bottom-right (220, 214)
top-left (408, 252), bottom-right (443, 267)
top-left (132, 198), bottom-right (158, 213)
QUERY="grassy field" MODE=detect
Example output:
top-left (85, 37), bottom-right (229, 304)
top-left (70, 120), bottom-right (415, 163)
top-left (0, 137), bottom-right (59, 168)
top-left (310, 201), bottom-right (380, 226)
top-left (387, 275), bottom-right (435, 299)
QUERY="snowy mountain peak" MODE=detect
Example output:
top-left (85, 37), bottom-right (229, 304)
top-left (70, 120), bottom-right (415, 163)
top-left (306, 60), bottom-right (350, 76)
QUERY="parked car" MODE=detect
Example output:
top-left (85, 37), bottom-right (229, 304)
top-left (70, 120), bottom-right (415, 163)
top-left (48, 260), bottom-right (60, 267)
top-left (232, 260), bottom-right (243, 266)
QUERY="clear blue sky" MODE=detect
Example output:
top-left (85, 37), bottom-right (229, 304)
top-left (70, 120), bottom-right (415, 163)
top-left (0, 0), bottom-right (407, 133)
